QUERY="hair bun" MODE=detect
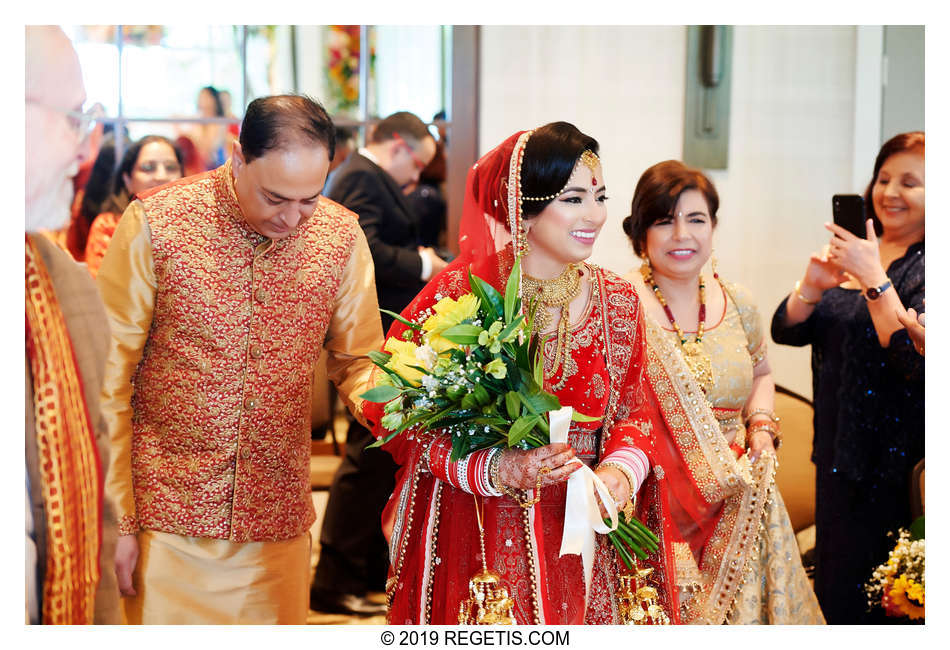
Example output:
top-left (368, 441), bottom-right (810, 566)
top-left (621, 215), bottom-right (634, 237)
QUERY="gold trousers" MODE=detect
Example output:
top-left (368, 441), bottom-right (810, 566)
top-left (121, 530), bottom-right (310, 624)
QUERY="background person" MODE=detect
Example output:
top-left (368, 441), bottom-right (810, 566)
top-left (25, 25), bottom-right (120, 625)
top-left (770, 131), bottom-right (925, 623)
top-left (310, 111), bottom-right (444, 617)
top-left (83, 135), bottom-right (184, 277)
top-left (622, 160), bottom-right (823, 624)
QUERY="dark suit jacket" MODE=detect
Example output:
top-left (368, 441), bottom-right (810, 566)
top-left (325, 152), bottom-right (425, 330)
top-left (25, 234), bottom-right (120, 624)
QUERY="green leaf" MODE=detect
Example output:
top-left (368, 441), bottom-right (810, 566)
top-left (441, 323), bottom-right (483, 345)
top-left (504, 257), bottom-right (522, 323)
top-left (359, 385), bottom-right (403, 403)
top-left (519, 368), bottom-right (539, 395)
top-left (532, 343), bottom-right (545, 387)
top-left (498, 313), bottom-right (525, 342)
top-left (521, 391), bottom-right (561, 415)
top-left (571, 410), bottom-right (602, 423)
top-left (508, 414), bottom-right (540, 447)
top-left (461, 392), bottom-right (480, 410)
top-left (505, 391), bottom-right (521, 420)
top-left (380, 308), bottom-right (422, 331)
top-left (368, 350), bottom-right (392, 366)
top-left (473, 384), bottom-right (491, 406)
top-left (909, 515), bottom-right (925, 540)
top-left (369, 354), bottom-right (412, 389)
top-left (469, 271), bottom-right (505, 320)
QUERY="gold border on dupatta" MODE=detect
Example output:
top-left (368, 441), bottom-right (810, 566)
top-left (643, 318), bottom-right (749, 503)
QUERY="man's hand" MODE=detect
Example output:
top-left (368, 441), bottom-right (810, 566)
top-left (115, 534), bottom-right (140, 597)
top-left (419, 246), bottom-right (449, 279)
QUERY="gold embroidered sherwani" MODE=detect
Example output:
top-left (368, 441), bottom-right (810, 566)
top-left (97, 163), bottom-right (383, 623)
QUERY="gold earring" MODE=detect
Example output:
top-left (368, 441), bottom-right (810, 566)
top-left (711, 250), bottom-right (719, 279)
top-left (520, 221), bottom-right (531, 255)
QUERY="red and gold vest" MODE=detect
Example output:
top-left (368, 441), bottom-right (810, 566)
top-left (130, 164), bottom-right (359, 542)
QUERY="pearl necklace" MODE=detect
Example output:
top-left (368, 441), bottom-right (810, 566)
top-left (641, 263), bottom-right (715, 393)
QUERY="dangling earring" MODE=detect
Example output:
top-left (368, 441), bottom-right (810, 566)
top-left (639, 255), bottom-right (652, 283)
top-left (520, 221), bottom-right (532, 255)
top-left (711, 250), bottom-right (719, 280)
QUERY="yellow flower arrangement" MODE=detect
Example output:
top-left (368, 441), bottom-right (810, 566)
top-left (889, 575), bottom-right (925, 620)
top-left (360, 259), bottom-right (660, 571)
top-left (383, 338), bottom-right (424, 387)
top-left (422, 294), bottom-right (480, 353)
top-left (866, 525), bottom-right (924, 621)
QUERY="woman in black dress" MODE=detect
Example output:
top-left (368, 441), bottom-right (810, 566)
top-left (771, 132), bottom-right (924, 623)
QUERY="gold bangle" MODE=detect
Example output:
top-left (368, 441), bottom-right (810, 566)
top-left (794, 280), bottom-right (820, 305)
top-left (597, 460), bottom-right (637, 503)
top-left (488, 449), bottom-right (504, 496)
top-left (743, 408), bottom-right (780, 427)
top-left (748, 422), bottom-right (782, 450)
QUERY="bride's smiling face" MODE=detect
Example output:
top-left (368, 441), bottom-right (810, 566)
top-left (524, 161), bottom-right (608, 270)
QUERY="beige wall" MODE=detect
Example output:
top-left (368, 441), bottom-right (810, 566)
top-left (480, 25), bottom-right (865, 398)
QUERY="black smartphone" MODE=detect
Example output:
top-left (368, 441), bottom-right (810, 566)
top-left (832, 194), bottom-right (866, 238)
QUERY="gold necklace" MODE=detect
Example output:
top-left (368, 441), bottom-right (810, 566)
top-left (640, 263), bottom-right (715, 393)
top-left (522, 263), bottom-right (582, 376)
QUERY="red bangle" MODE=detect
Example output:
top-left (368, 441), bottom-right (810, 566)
top-left (729, 442), bottom-right (746, 459)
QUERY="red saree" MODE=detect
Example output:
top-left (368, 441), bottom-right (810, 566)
top-left (371, 248), bottom-right (674, 624)
top-left (363, 130), bottom-right (675, 624)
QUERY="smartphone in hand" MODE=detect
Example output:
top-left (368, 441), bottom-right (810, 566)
top-left (832, 194), bottom-right (866, 238)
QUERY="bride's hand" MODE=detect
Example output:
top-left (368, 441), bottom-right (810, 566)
top-left (594, 466), bottom-right (630, 517)
top-left (497, 443), bottom-right (580, 490)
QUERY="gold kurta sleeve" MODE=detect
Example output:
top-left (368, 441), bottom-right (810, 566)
top-left (323, 224), bottom-right (384, 428)
top-left (96, 201), bottom-right (156, 536)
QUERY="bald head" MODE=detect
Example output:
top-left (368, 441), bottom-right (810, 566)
top-left (25, 26), bottom-right (87, 231)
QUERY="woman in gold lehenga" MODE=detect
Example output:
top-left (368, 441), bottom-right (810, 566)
top-left (621, 161), bottom-right (825, 624)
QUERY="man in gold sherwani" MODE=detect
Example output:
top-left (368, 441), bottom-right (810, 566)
top-left (97, 95), bottom-right (384, 624)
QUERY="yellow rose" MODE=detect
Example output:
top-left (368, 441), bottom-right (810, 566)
top-left (384, 338), bottom-right (424, 386)
top-left (422, 294), bottom-right (480, 353)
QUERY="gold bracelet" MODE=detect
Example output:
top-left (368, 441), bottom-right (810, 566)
top-left (748, 422), bottom-right (783, 450)
top-left (488, 449), bottom-right (504, 496)
top-left (500, 465), bottom-right (550, 508)
top-left (743, 408), bottom-right (780, 427)
top-left (597, 460), bottom-right (636, 504)
top-left (794, 280), bottom-right (820, 305)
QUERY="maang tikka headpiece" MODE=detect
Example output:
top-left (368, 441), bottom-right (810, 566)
top-left (521, 149), bottom-right (601, 203)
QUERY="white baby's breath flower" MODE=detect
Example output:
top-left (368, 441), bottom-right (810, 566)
top-left (415, 344), bottom-right (438, 370)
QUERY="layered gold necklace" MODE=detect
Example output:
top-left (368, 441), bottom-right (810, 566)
top-left (522, 263), bottom-right (582, 375)
top-left (641, 263), bottom-right (715, 393)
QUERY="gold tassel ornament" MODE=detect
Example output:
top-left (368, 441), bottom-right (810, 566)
top-left (458, 496), bottom-right (516, 624)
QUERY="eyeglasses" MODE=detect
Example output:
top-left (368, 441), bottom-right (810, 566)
top-left (392, 132), bottom-right (427, 171)
top-left (27, 100), bottom-right (105, 145)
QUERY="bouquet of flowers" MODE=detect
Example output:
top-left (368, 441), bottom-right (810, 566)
top-left (865, 517), bottom-right (925, 621)
top-left (362, 259), bottom-right (658, 567)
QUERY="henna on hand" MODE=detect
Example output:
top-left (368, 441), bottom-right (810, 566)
top-left (497, 443), bottom-right (579, 490)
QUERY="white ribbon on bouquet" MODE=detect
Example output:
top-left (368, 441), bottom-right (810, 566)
top-left (546, 406), bottom-right (619, 608)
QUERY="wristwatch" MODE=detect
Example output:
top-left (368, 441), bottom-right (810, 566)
top-left (865, 278), bottom-right (892, 300)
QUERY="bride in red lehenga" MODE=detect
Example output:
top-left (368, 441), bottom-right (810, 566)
top-left (365, 123), bottom-right (678, 624)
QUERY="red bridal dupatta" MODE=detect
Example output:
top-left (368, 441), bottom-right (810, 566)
top-left (630, 313), bottom-right (825, 624)
top-left (365, 131), bottom-right (677, 624)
